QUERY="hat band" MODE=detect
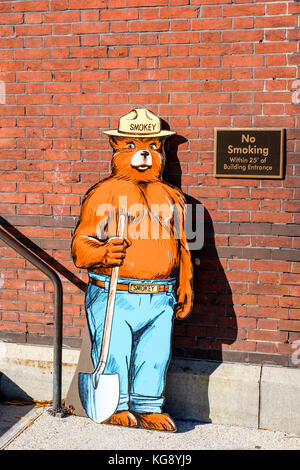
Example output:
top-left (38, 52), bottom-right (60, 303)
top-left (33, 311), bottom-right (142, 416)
top-left (118, 122), bottom-right (160, 135)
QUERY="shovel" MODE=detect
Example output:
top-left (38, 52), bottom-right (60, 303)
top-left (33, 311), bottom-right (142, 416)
top-left (78, 214), bottom-right (126, 423)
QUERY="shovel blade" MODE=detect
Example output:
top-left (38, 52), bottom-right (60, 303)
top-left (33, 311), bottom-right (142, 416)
top-left (78, 372), bottom-right (120, 423)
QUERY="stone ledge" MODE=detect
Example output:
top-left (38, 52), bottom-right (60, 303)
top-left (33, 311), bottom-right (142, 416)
top-left (0, 342), bottom-right (300, 435)
top-left (0, 341), bottom-right (79, 401)
top-left (260, 366), bottom-right (300, 435)
top-left (165, 358), bottom-right (261, 428)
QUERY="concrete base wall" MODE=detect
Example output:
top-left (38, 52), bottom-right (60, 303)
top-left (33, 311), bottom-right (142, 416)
top-left (0, 342), bottom-right (79, 401)
top-left (164, 359), bottom-right (261, 429)
top-left (1, 342), bottom-right (299, 436)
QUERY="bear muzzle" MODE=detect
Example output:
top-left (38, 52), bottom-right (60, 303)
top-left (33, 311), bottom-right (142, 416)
top-left (131, 150), bottom-right (152, 171)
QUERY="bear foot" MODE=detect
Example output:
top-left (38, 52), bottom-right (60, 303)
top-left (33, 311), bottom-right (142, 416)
top-left (134, 413), bottom-right (177, 433)
top-left (103, 411), bottom-right (138, 428)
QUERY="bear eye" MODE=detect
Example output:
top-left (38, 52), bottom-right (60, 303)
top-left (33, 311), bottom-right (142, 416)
top-left (126, 142), bottom-right (135, 149)
top-left (149, 143), bottom-right (157, 150)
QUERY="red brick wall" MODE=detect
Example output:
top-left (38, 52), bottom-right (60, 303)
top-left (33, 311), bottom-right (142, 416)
top-left (0, 0), bottom-right (299, 367)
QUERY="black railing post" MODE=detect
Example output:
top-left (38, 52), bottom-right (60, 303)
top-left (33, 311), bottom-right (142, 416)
top-left (52, 272), bottom-right (63, 414)
top-left (0, 226), bottom-right (63, 415)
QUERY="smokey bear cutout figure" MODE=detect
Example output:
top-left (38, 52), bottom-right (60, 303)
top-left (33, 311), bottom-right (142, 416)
top-left (66, 109), bottom-right (193, 432)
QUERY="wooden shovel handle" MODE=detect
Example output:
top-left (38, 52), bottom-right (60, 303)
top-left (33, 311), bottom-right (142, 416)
top-left (97, 214), bottom-right (126, 369)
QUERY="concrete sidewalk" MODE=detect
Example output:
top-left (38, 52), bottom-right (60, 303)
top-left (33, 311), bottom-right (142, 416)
top-left (1, 404), bottom-right (300, 451)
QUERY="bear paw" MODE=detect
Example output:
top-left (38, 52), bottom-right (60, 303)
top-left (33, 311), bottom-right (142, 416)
top-left (134, 413), bottom-right (177, 433)
top-left (103, 411), bottom-right (138, 428)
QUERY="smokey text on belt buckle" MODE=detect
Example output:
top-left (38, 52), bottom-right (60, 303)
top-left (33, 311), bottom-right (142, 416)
top-left (128, 283), bottom-right (159, 294)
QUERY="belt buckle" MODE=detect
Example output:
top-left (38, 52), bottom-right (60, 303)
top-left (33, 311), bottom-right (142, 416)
top-left (128, 283), bottom-right (159, 294)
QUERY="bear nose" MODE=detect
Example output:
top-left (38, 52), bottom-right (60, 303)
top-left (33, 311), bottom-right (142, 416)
top-left (141, 150), bottom-right (150, 158)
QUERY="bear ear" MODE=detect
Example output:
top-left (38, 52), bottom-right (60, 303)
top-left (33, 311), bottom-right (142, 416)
top-left (109, 136), bottom-right (123, 151)
top-left (156, 136), bottom-right (167, 152)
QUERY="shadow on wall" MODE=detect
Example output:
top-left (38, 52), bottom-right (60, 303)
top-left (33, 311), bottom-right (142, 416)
top-left (162, 130), bottom-right (237, 423)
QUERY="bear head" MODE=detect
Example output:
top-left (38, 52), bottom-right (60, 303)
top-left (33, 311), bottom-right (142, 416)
top-left (109, 136), bottom-right (166, 183)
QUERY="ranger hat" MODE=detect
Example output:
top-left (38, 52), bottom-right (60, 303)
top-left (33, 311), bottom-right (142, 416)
top-left (103, 108), bottom-right (175, 138)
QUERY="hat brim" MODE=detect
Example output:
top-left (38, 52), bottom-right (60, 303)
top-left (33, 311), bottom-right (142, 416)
top-left (103, 129), bottom-right (176, 138)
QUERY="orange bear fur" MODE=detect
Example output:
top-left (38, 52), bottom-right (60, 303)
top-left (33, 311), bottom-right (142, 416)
top-left (72, 135), bottom-right (193, 319)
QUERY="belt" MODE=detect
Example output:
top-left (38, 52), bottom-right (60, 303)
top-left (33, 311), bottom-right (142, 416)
top-left (89, 277), bottom-right (174, 294)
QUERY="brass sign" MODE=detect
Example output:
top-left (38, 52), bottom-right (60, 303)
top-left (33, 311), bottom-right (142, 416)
top-left (128, 283), bottom-right (159, 294)
top-left (214, 128), bottom-right (285, 179)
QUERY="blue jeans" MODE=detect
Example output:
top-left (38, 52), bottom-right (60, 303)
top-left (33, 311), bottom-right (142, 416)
top-left (85, 271), bottom-right (176, 414)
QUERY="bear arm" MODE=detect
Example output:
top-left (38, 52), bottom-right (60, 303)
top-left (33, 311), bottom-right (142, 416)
top-left (178, 223), bottom-right (193, 295)
top-left (71, 190), bottom-right (111, 269)
top-left (172, 190), bottom-right (194, 318)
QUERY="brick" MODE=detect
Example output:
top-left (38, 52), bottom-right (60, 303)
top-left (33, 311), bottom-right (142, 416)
top-left (255, 42), bottom-right (296, 54)
top-left (267, 3), bottom-right (287, 15)
top-left (255, 66), bottom-right (296, 79)
top-left (161, 6), bottom-right (198, 18)
top-left (16, 25), bottom-right (52, 35)
top-left (256, 16), bottom-right (297, 29)
top-left (128, 0), bottom-right (167, 5)
top-left (13, 1), bottom-right (49, 12)
top-left (130, 46), bottom-right (168, 57)
top-left (0, 13), bottom-right (24, 24)
top-left (171, 19), bottom-right (190, 31)
top-left (234, 19), bottom-right (254, 31)
top-left (15, 48), bottom-right (50, 60)
top-left (192, 69), bottom-right (231, 81)
top-left (220, 199), bottom-right (259, 211)
top-left (201, 6), bottom-right (222, 17)
top-left (0, 3), bottom-right (11, 12)
top-left (251, 260), bottom-right (291, 273)
top-left (161, 56), bottom-right (199, 68)
top-left (252, 236), bottom-right (291, 249)
top-left (131, 20), bottom-right (170, 32)
top-left (44, 11), bottom-right (80, 23)
top-left (248, 329), bottom-right (288, 342)
top-left (252, 189), bottom-right (294, 200)
top-left (252, 212), bottom-right (293, 224)
top-left (72, 47), bottom-right (108, 58)
top-left (50, 0), bottom-right (68, 10)
top-left (221, 104), bottom-right (262, 115)
top-left (192, 18), bottom-right (232, 30)
top-left (222, 30), bottom-right (264, 43)
top-left (280, 298), bottom-right (300, 309)
top-left (101, 8), bottom-right (139, 21)
top-left (100, 58), bottom-right (138, 69)
top-left (73, 22), bottom-right (109, 35)
top-left (0, 26), bottom-right (14, 36)
top-left (44, 36), bottom-right (80, 47)
top-left (0, 322), bottom-right (26, 332)
top-left (160, 32), bottom-right (200, 43)
top-left (223, 4), bottom-right (265, 17)
top-left (69, 0), bottom-right (106, 8)
top-left (43, 59), bottom-right (79, 70)
top-left (249, 284), bottom-right (289, 297)
top-left (17, 71), bottom-right (52, 82)
top-left (281, 273), bottom-right (300, 285)
top-left (223, 55), bottom-right (264, 67)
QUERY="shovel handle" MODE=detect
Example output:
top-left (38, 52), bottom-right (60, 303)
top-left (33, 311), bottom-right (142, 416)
top-left (95, 213), bottom-right (126, 374)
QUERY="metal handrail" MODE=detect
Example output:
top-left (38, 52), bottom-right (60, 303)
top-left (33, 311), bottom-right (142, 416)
top-left (0, 226), bottom-right (63, 414)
